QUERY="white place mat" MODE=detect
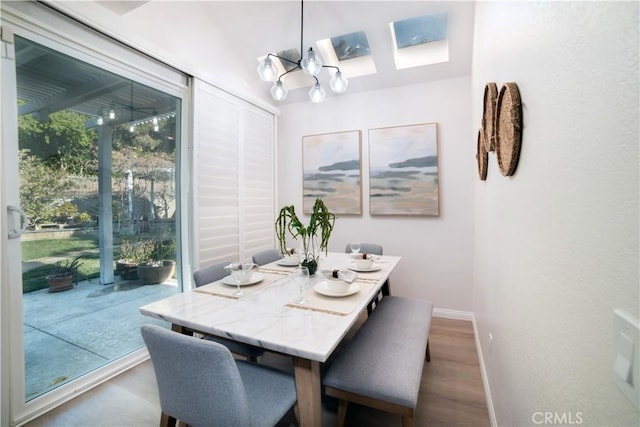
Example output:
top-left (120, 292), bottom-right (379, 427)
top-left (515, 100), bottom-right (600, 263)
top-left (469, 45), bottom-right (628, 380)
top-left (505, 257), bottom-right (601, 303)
top-left (193, 272), bottom-right (285, 299)
top-left (258, 265), bottom-right (297, 275)
top-left (286, 281), bottom-right (376, 316)
top-left (352, 266), bottom-right (388, 282)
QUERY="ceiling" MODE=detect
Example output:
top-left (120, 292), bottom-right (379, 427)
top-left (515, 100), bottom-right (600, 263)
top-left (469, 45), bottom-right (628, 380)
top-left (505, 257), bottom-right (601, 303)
top-left (190, 1), bottom-right (475, 103)
top-left (52, 1), bottom-right (476, 106)
top-left (15, 35), bottom-right (178, 126)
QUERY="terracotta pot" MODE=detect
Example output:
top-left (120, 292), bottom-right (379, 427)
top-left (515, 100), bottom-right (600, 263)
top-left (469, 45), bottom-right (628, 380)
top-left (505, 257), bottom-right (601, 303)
top-left (46, 275), bottom-right (74, 292)
top-left (137, 260), bottom-right (176, 285)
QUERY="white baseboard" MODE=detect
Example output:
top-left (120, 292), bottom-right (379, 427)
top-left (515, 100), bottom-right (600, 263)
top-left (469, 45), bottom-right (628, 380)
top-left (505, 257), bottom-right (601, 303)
top-left (471, 314), bottom-right (498, 427)
top-left (433, 308), bottom-right (473, 321)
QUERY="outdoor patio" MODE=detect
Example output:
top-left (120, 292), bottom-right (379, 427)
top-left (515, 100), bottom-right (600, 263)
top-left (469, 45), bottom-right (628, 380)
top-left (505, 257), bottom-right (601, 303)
top-left (23, 277), bottom-right (178, 400)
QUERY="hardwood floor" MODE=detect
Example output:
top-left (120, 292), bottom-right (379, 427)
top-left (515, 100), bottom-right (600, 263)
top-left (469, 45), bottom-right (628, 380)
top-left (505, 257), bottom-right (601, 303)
top-left (25, 317), bottom-right (490, 427)
top-left (417, 318), bottom-right (491, 426)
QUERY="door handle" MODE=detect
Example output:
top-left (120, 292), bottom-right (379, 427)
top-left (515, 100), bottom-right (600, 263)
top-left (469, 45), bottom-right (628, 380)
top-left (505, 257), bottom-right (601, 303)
top-left (7, 205), bottom-right (28, 239)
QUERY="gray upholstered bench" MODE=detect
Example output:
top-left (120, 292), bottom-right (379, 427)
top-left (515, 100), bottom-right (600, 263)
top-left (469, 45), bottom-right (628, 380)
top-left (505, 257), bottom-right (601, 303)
top-left (323, 296), bottom-right (433, 427)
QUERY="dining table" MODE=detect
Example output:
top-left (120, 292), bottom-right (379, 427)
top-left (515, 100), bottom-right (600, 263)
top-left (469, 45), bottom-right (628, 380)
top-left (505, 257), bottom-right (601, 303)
top-left (139, 251), bottom-right (401, 426)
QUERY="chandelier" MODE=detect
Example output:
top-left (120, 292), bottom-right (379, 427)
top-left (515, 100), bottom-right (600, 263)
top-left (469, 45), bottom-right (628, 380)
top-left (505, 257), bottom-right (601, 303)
top-left (256, 0), bottom-right (348, 103)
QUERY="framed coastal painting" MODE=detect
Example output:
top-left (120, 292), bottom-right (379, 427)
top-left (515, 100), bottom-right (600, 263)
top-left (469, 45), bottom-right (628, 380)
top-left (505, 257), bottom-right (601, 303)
top-left (368, 123), bottom-right (439, 216)
top-left (302, 130), bottom-right (362, 215)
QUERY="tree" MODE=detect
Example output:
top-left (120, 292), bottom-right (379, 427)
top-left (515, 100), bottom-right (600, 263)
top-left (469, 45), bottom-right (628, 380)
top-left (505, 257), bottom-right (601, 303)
top-left (111, 119), bottom-right (176, 155)
top-left (17, 107), bottom-right (177, 227)
top-left (18, 110), bottom-right (98, 175)
top-left (19, 150), bottom-right (70, 227)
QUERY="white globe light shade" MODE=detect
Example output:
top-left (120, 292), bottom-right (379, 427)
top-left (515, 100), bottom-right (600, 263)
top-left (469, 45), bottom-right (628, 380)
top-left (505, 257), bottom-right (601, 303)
top-left (308, 83), bottom-right (326, 103)
top-left (300, 49), bottom-right (323, 76)
top-left (271, 81), bottom-right (288, 101)
top-left (257, 57), bottom-right (278, 82)
top-left (329, 70), bottom-right (349, 94)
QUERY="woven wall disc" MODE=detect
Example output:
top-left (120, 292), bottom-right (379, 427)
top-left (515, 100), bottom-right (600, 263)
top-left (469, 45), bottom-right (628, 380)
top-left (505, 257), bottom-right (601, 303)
top-left (495, 82), bottom-right (522, 176)
top-left (482, 82), bottom-right (498, 152)
top-left (476, 128), bottom-right (488, 181)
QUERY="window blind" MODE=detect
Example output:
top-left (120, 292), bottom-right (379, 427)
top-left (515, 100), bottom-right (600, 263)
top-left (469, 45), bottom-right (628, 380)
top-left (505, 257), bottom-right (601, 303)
top-left (193, 80), bottom-right (275, 268)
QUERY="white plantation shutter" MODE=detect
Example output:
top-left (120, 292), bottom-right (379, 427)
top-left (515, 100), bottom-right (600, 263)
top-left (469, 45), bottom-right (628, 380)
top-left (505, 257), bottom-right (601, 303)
top-left (242, 108), bottom-right (276, 256)
top-left (192, 79), bottom-right (275, 269)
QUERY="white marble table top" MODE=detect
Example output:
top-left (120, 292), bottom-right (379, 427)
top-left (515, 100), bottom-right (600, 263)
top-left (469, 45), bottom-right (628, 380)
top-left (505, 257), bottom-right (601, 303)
top-left (139, 252), bottom-right (400, 362)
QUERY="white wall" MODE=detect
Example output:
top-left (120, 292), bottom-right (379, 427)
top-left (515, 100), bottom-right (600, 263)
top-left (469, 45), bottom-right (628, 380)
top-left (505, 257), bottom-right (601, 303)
top-left (472, 2), bottom-right (639, 426)
top-left (14, 1), bottom-right (639, 424)
top-left (46, 0), bottom-right (476, 314)
top-left (278, 77), bottom-right (474, 313)
top-left (47, 0), bottom-right (269, 109)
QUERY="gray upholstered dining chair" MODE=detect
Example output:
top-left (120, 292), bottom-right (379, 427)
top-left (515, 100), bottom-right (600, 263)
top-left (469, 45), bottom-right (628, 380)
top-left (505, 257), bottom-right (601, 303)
top-left (193, 261), bottom-right (231, 288)
top-left (344, 243), bottom-right (383, 256)
top-left (251, 248), bottom-right (283, 266)
top-left (345, 243), bottom-right (387, 314)
top-left (193, 261), bottom-right (265, 362)
top-left (141, 324), bottom-right (297, 427)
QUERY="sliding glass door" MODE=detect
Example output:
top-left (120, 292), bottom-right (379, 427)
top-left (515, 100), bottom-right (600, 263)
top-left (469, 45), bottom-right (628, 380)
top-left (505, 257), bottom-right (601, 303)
top-left (1, 4), bottom-right (189, 424)
top-left (16, 33), bottom-right (182, 400)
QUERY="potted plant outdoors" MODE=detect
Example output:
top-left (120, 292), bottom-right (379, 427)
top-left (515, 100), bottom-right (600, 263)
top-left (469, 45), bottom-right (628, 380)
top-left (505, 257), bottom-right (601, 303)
top-left (275, 198), bottom-right (335, 275)
top-left (136, 237), bottom-right (176, 285)
top-left (46, 256), bottom-right (83, 292)
top-left (116, 238), bottom-right (155, 280)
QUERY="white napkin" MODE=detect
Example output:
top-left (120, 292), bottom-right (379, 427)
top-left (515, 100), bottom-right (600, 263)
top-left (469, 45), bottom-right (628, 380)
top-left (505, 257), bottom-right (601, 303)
top-left (350, 253), bottom-right (379, 261)
top-left (320, 269), bottom-right (357, 284)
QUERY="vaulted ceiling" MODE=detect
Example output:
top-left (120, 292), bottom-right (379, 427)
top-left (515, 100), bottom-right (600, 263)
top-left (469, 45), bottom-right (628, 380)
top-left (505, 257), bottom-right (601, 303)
top-left (48, 1), bottom-right (476, 105)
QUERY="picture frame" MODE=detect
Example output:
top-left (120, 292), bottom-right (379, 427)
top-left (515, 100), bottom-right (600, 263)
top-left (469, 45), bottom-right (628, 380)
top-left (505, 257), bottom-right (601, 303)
top-left (368, 123), bottom-right (439, 216)
top-left (302, 130), bottom-right (362, 215)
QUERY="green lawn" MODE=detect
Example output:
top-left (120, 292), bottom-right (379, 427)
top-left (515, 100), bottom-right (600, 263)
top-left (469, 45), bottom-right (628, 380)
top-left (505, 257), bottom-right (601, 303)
top-left (22, 236), bottom-right (99, 260)
top-left (22, 237), bottom-right (102, 293)
top-left (21, 235), bottom-right (177, 293)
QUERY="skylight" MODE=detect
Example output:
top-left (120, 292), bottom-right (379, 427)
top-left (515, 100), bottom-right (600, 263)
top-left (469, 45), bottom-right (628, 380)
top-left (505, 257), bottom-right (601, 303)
top-left (393, 12), bottom-right (447, 49)
top-left (390, 12), bottom-right (449, 70)
top-left (275, 48), bottom-right (300, 73)
top-left (317, 30), bottom-right (377, 80)
top-left (330, 31), bottom-right (371, 61)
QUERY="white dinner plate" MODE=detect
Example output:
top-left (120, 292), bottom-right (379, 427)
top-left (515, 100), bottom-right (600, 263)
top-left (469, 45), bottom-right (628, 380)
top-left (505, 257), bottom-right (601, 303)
top-left (313, 281), bottom-right (360, 297)
top-left (348, 263), bottom-right (381, 273)
top-left (277, 259), bottom-right (299, 267)
top-left (222, 272), bottom-right (264, 286)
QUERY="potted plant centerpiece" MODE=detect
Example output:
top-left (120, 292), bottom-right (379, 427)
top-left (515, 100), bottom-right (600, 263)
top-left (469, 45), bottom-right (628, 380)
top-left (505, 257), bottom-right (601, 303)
top-left (136, 236), bottom-right (176, 285)
top-left (46, 256), bottom-right (82, 292)
top-left (275, 198), bottom-right (335, 275)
